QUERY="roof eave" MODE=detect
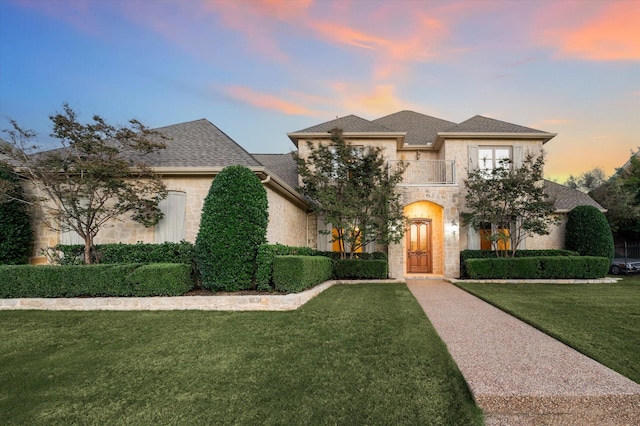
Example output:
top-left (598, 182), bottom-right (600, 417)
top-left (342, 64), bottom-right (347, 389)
top-left (287, 131), bottom-right (406, 148)
top-left (436, 132), bottom-right (557, 145)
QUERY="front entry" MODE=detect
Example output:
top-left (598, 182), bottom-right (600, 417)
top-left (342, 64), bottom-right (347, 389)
top-left (407, 219), bottom-right (432, 273)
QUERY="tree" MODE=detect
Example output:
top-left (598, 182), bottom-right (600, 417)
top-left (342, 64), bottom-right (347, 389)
top-left (564, 168), bottom-right (606, 193)
top-left (462, 152), bottom-right (559, 257)
top-left (565, 205), bottom-right (614, 259)
top-left (295, 128), bottom-right (407, 259)
top-left (0, 104), bottom-right (167, 264)
top-left (590, 150), bottom-right (640, 239)
top-left (195, 165), bottom-right (268, 291)
top-left (0, 161), bottom-right (32, 264)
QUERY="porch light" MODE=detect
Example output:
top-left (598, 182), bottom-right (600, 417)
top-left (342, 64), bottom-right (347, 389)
top-left (447, 219), bottom-right (459, 236)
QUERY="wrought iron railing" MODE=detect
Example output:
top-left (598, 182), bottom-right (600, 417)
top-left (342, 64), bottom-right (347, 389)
top-left (389, 159), bottom-right (456, 184)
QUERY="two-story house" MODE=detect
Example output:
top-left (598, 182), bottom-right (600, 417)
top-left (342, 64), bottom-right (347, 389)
top-left (26, 111), bottom-right (603, 278)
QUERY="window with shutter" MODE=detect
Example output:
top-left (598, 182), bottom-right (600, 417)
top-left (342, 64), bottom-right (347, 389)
top-left (155, 191), bottom-right (186, 243)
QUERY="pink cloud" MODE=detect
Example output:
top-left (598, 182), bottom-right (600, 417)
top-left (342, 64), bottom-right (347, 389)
top-left (223, 85), bottom-right (315, 115)
top-left (538, 1), bottom-right (640, 61)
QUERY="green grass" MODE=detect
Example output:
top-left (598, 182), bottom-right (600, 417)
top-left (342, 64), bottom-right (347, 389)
top-left (456, 275), bottom-right (640, 384)
top-left (0, 284), bottom-right (482, 425)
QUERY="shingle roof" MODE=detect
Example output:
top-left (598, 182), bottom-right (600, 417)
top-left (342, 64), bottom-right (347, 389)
top-left (292, 114), bottom-right (392, 133)
top-left (448, 115), bottom-right (550, 134)
top-left (372, 110), bottom-right (457, 145)
top-left (126, 119), bottom-right (261, 168)
top-left (544, 180), bottom-right (605, 212)
top-left (252, 153), bottom-right (299, 189)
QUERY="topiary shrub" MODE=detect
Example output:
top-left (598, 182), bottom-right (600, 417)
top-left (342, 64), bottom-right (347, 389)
top-left (195, 166), bottom-right (268, 291)
top-left (272, 255), bottom-right (333, 293)
top-left (565, 205), bottom-right (614, 259)
top-left (0, 162), bottom-right (32, 264)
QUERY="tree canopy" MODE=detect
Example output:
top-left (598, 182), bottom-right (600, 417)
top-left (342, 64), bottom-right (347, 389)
top-left (295, 128), bottom-right (407, 259)
top-left (590, 150), bottom-right (640, 239)
top-left (0, 104), bottom-right (167, 264)
top-left (462, 152), bottom-right (559, 257)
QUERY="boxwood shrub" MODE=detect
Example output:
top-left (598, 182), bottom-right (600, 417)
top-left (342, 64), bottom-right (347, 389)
top-left (334, 259), bottom-right (388, 279)
top-left (272, 255), bottom-right (333, 293)
top-left (53, 242), bottom-right (195, 266)
top-left (0, 263), bottom-right (194, 298)
top-left (460, 249), bottom-right (579, 278)
top-left (465, 256), bottom-right (609, 280)
top-left (255, 244), bottom-right (320, 291)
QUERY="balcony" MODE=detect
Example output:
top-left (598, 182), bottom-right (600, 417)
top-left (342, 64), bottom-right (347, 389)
top-left (389, 159), bottom-right (457, 185)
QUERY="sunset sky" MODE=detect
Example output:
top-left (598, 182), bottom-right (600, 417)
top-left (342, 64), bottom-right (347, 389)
top-left (1, 0), bottom-right (638, 182)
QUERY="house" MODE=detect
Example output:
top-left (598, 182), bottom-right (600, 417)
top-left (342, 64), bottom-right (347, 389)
top-left (27, 112), bottom-right (604, 278)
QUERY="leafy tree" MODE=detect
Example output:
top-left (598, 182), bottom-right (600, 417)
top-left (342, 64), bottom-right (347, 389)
top-left (295, 128), bottom-right (407, 259)
top-left (195, 165), bottom-right (268, 291)
top-left (565, 205), bottom-right (614, 259)
top-left (564, 168), bottom-right (606, 193)
top-left (462, 152), bottom-right (559, 257)
top-left (0, 161), bottom-right (32, 264)
top-left (590, 150), bottom-right (640, 239)
top-left (0, 104), bottom-right (167, 264)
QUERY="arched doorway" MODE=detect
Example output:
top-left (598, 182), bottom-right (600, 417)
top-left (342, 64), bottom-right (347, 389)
top-left (404, 201), bottom-right (444, 275)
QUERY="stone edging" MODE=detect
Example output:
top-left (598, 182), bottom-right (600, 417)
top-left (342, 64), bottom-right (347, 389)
top-left (448, 277), bottom-right (621, 284)
top-left (0, 279), bottom-right (404, 312)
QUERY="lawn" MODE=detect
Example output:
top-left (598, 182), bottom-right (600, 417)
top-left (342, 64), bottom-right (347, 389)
top-left (456, 275), bottom-right (640, 384)
top-left (0, 284), bottom-right (482, 425)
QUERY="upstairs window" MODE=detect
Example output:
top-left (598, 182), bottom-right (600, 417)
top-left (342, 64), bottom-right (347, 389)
top-left (478, 147), bottom-right (512, 172)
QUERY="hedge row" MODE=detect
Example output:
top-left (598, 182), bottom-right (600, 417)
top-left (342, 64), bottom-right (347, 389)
top-left (334, 259), bottom-right (388, 279)
top-left (0, 263), bottom-right (194, 298)
top-left (460, 249), bottom-right (579, 278)
top-left (465, 256), bottom-right (610, 280)
top-left (256, 244), bottom-right (389, 291)
top-left (272, 256), bottom-right (333, 293)
top-left (53, 242), bottom-right (196, 266)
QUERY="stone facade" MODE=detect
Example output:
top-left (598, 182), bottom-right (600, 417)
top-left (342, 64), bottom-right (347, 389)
top-left (28, 174), bottom-right (308, 263)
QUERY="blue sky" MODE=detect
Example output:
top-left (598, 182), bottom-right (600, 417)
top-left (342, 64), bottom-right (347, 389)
top-left (1, 0), bottom-right (638, 182)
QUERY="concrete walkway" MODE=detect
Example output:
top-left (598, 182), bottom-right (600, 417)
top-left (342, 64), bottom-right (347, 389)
top-left (407, 280), bottom-right (640, 425)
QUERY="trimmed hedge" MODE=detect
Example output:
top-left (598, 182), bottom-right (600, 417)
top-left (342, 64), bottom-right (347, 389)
top-left (460, 249), bottom-right (579, 278)
top-left (54, 242), bottom-right (195, 266)
top-left (334, 259), bottom-right (388, 279)
top-left (272, 255), bottom-right (333, 293)
top-left (465, 256), bottom-right (609, 280)
top-left (0, 263), bottom-right (194, 298)
top-left (255, 244), bottom-right (320, 291)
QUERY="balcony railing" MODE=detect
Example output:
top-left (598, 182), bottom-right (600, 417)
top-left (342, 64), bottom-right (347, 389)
top-left (389, 159), bottom-right (456, 185)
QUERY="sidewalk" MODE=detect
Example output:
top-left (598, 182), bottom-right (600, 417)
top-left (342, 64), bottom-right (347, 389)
top-left (407, 280), bottom-right (640, 425)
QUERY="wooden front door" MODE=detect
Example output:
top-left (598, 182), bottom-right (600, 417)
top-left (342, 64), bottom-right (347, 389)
top-left (407, 220), bottom-right (432, 273)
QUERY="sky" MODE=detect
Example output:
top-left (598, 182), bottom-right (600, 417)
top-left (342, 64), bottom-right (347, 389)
top-left (0, 0), bottom-right (638, 183)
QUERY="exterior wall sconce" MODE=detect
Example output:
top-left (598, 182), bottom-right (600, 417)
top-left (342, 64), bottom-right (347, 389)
top-left (447, 219), bottom-right (459, 236)
top-left (416, 150), bottom-right (420, 160)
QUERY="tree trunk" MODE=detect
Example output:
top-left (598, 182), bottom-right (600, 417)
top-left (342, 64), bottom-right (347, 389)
top-left (83, 235), bottom-right (93, 265)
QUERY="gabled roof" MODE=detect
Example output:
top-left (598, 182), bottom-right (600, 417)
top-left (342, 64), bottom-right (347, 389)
top-left (127, 119), bottom-right (261, 168)
top-left (372, 110), bottom-right (457, 146)
top-left (544, 180), bottom-right (606, 212)
top-left (292, 114), bottom-right (392, 133)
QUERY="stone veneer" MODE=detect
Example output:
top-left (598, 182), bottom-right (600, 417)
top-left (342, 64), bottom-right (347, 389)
top-left (28, 174), bottom-right (309, 263)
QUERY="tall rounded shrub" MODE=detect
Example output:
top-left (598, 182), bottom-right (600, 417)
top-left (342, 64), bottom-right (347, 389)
top-left (195, 165), bottom-right (268, 291)
top-left (0, 163), bottom-right (32, 264)
top-left (565, 205), bottom-right (614, 259)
